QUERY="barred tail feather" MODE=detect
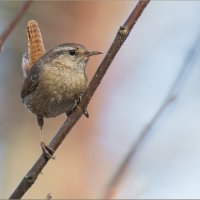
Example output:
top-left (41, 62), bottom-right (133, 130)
top-left (27, 20), bottom-right (45, 66)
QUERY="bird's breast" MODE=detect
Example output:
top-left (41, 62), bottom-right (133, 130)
top-left (25, 66), bottom-right (87, 118)
top-left (41, 66), bottom-right (87, 99)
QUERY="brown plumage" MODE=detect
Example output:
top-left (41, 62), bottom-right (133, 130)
top-left (27, 20), bottom-right (45, 66)
top-left (22, 20), bottom-right (45, 77)
top-left (21, 41), bottom-right (102, 158)
top-left (21, 20), bottom-right (102, 158)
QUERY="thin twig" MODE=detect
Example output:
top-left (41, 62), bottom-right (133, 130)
top-left (9, 0), bottom-right (150, 198)
top-left (0, 0), bottom-right (32, 50)
top-left (103, 31), bottom-right (200, 199)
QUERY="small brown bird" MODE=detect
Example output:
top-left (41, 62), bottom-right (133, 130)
top-left (21, 43), bottom-right (102, 158)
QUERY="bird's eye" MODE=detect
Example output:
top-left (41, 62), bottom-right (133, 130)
top-left (68, 49), bottom-right (76, 56)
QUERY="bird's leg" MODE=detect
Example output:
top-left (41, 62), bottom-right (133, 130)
top-left (37, 115), bottom-right (55, 160)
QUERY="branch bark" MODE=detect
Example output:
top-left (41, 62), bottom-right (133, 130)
top-left (0, 0), bottom-right (32, 51)
top-left (103, 29), bottom-right (200, 199)
top-left (9, 0), bottom-right (150, 198)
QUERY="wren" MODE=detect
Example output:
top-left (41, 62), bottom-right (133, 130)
top-left (21, 43), bottom-right (102, 158)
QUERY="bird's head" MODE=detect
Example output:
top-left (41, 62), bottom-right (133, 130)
top-left (48, 43), bottom-right (102, 70)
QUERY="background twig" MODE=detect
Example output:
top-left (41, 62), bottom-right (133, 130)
top-left (9, 0), bottom-right (150, 198)
top-left (0, 0), bottom-right (32, 50)
top-left (103, 30), bottom-right (200, 199)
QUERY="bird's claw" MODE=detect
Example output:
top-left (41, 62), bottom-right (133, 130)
top-left (66, 93), bottom-right (89, 118)
top-left (83, 107), bottom-right (89, 118)
top-left (79, 93), bottom-right (89, 117)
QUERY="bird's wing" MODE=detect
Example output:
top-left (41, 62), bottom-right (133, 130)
top-left (21, 77), bottom-right (39, 101)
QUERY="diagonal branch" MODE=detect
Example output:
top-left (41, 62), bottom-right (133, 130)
top-left (103, 30), bottom-right (200, 199)
top-left (0, 0), bottom-right (32, 51)
top-left (9, 0), bottom-right (150, 198)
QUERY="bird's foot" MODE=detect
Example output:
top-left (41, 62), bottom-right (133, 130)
top-left (66, 105), bottom-right (89, 118)
top-left (40, 141), bottom-right (55, 160)
top-left (66, 98), bottom-right (79, 117)
top-left (66, 93), bottom-right (89, 118)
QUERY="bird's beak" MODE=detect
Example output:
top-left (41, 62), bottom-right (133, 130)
top-left (84, 50), bottom-right (103, 57)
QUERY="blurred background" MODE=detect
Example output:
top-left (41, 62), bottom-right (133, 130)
top-left (0, 1), bottom-right (200, 199)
